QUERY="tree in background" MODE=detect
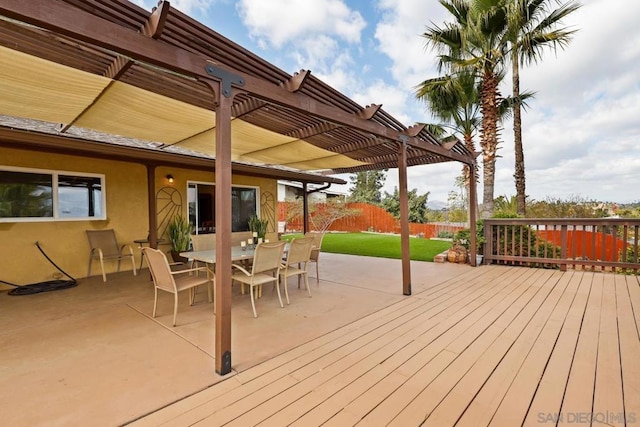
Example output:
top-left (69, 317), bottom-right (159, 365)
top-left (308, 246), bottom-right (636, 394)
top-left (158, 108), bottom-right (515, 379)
top-left (446, 175), bottom-right (468, 223)
top-left (506, 0), bottom-right (581, 216)
top-left (422, 0), bottom-right (509, 218)
top-left (308, 199), bottom-right (361, 232)
top-left (381, 187), bottom-right (430, 223)
top-left (348, 170), bottom-right (386, 205)
top-left (415, 69), bottom-right (481, 190)
top-left (494, 194), bottom-right (519, 217)
top-left (526, 195), bottom-right (606, 218)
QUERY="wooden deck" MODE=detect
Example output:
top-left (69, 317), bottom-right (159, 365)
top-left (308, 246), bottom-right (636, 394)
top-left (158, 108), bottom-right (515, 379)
top-left (131, 266), bottom-right (640, 426)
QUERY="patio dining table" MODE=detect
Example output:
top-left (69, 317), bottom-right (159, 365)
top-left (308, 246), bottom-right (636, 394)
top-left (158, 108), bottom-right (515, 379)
top-left (180, 246), bottom-right (256, 265)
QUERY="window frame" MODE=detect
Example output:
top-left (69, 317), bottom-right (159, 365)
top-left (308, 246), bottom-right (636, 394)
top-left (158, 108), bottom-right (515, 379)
top-left (0, 165), bottom-right (106, 222)
top-left (187, 181), bottom-right (260, 234)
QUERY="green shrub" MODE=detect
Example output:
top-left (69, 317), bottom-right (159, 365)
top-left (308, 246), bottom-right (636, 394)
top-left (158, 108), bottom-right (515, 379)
top-left (618, 245), bottom-right (640, 275)
top-left (454, 220), bottom-right (485, 254)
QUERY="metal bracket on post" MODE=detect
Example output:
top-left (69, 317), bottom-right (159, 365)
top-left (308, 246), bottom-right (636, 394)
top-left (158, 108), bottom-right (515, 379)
top-left (220, 350), bottom-right (232, 376)
top-left (204, 64), bottom-right (245, 98)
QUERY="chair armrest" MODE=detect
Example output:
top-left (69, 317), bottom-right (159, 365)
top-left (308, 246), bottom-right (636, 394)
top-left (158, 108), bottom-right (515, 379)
top-left (231, 263), bottom-right (251, 276)
top-left (90, 247), bottom-right (104, 259)
top-left (170, 266), bottom-right (210, 277)
top-left (120, 244), bottom-right (135, 256)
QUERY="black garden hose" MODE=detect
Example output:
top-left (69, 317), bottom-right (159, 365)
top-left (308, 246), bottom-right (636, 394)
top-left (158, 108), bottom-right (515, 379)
top-left (1, 241), bottom-right (77, 295)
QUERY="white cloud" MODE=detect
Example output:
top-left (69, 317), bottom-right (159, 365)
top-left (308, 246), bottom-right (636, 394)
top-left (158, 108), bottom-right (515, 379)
top-left (237, 0), bottom-right (366, 47)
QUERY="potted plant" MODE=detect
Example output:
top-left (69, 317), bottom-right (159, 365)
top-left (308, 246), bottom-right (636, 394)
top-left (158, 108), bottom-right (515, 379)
top-left (248, 215), bottom-right (269, 241)
top-left (454, 220), bottom-right (485, 265)
top-left (167, 214), bottom-right (193, 263)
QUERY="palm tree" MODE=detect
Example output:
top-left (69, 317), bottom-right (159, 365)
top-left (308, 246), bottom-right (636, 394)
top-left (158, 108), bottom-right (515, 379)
top-left (506, 0), bottom-right (581, 215)
top-left (415, 68), bottom-right (532, 220)
top-left (415, 69), bottom-right (480, 218)
top-left (422, 0), bottom-right (509, 218)
top-left (415, 69), bottom-right (481, 185)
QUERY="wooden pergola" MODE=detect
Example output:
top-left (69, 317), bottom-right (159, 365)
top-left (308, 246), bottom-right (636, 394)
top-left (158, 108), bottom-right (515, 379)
top-left (0, 0), bottom-right (477, 375)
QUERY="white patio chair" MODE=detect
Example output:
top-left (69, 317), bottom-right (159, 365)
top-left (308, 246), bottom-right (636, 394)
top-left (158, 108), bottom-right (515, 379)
top-left (279, 236), bottom-right (314, 305)
top-left (305, 231), bottom-right (325, 284)
top-left (231, 241), bottom-right (285, 318)
top-left (142, 247), bottom-right (212, 327)
top-left (86, 229), bottom-right (137, 282)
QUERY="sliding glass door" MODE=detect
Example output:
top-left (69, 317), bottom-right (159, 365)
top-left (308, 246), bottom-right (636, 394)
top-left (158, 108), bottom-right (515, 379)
top-left (188, 182), bottom-right (258, 234)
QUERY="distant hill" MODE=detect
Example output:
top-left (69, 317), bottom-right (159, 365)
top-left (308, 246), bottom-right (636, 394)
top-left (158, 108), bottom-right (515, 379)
top-left (427, 200), bottom-right (447, 210)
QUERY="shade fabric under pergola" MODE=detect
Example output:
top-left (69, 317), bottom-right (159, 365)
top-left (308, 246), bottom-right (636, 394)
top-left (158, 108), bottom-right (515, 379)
top-left (0, 45), bottom-right (367, 171)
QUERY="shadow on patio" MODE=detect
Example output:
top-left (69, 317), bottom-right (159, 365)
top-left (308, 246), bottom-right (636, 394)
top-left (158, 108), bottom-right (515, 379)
top-left (0, 253), bottom-right (468, 426)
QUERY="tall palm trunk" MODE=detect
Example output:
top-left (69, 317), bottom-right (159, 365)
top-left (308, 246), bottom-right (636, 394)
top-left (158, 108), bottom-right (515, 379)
top-left (512, 49), bottom-right (526, 216)
top-left (480, 69), bottom-right (500, 218)
top-left (463, 132), bottom-right (479, 215)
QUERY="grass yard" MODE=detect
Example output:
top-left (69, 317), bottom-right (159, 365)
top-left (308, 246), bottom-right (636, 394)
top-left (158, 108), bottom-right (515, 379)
top-left (283, 232), bottom-right (451, 262)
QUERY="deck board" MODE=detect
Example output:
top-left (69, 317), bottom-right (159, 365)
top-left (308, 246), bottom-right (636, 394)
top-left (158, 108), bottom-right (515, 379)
top-left (558, 272), bottom-right (604, 425)
top-left (615, 274), bottom-right (640, 426)
top-left (522, 272), bottom-right (593, 426)
top-left (455, 270), bottom-right (578, 427)
top-left (592, 273), bottom-right (625, 426)
top-left (484, 273), bottom-right (581, 426)
top-left (386, 269), bottom-right (560, 426)
top-left (130, 266), bottom-right (640, 427)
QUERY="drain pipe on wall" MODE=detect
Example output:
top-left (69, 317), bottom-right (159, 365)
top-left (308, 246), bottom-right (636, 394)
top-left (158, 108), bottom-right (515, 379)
top-left (303, 182), bottom-right (332, 234)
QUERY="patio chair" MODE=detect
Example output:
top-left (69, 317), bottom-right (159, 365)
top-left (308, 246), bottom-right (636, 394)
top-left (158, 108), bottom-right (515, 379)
top-left (231, 241), bottom-right (285, 318)
top-left (86, 229), bottom-right (137, 282)
top-left (142, 247), bottom-right (213, 327)
top-left (305, 231), bottom-right (325, 284)
top-left (279, 236), bottom-right (314, 305)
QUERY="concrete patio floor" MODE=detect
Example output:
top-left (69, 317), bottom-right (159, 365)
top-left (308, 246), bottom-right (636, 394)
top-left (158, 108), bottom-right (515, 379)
top-left (0, 253), bottom-right (468, 426)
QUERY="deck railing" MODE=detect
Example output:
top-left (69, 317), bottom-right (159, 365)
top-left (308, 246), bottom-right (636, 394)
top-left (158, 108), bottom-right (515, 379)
top-left (483, 218), bottom-right (640, 274)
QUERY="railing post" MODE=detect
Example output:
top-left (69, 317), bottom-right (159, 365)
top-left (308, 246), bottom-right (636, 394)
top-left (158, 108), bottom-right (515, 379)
top-left (482, 219), bottom-right (493, 264)
top-left (560, 225), bottom-right (568, 272)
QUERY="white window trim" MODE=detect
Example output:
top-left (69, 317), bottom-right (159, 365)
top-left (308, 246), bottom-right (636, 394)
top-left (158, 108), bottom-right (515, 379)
top-left (0, 165), bottom-right (106, 222)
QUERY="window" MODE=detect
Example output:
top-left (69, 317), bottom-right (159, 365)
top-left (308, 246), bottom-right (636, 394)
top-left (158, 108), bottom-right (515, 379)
top-left (0, 167), bottom-right (105, 222)
top-left (188, 182), bottom-right (258, 234)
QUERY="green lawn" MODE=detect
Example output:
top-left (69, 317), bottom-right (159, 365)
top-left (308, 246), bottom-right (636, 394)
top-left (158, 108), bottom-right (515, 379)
top-left (283, 232), bottom-right (451, 262)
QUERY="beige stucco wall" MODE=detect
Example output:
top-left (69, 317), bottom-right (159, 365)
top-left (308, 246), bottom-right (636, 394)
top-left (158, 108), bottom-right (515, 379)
top-left (0, 146), bottom-right (277, 289)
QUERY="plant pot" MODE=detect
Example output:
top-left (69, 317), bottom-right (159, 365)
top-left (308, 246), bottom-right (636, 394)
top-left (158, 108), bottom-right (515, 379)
top-left (476, 254), bottom-right (483, 266)
top-left (170, 249), bottom-right (189, 264)
top-left (447, 246), bottom-right (467, 264)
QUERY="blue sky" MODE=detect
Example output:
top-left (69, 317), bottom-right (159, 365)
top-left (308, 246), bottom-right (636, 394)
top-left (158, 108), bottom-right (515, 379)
top-left (133, 0), bottom-right (640, 205)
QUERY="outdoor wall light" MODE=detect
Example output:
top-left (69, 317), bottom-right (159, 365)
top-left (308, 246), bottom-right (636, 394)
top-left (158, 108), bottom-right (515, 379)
top-left (166, 174), bottom-right (174, 184)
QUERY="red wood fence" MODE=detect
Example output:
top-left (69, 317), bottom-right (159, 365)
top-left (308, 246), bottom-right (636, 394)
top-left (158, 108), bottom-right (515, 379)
top-left (278, 201), bottom-right (464, 238)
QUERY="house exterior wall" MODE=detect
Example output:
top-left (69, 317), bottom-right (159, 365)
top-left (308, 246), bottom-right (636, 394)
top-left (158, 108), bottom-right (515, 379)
top-left (0, 146), bottom-right (277, 289)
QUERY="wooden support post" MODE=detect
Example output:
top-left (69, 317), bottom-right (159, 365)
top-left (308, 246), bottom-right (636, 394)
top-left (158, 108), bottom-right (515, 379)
top-left (560, 224), bottom-right (568, 272)
top-left (199, 80), bottom-right (234, 376)
top-left (302, 182), bottom-right (309, 234)
top-left (146, 164), bottom-right (158, 248)
top-left (469, 165), bottom-right (477, 266)
top-left (398, 139), bottom-right (411, 295)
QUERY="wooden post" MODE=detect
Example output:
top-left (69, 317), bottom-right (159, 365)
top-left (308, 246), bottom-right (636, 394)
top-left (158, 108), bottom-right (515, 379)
top-left (560, 224), bottom-right (568, 272)
top-left (146, 164), bottom-right (158, 248)
top-left (469, 162), bottom-right (477, 266)
top-left (398, 139), bottom-right (411, 295)
top-left (200, 79), bottom-right (234, 376)
top-left (302, 182), bottom-right (309, 233)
